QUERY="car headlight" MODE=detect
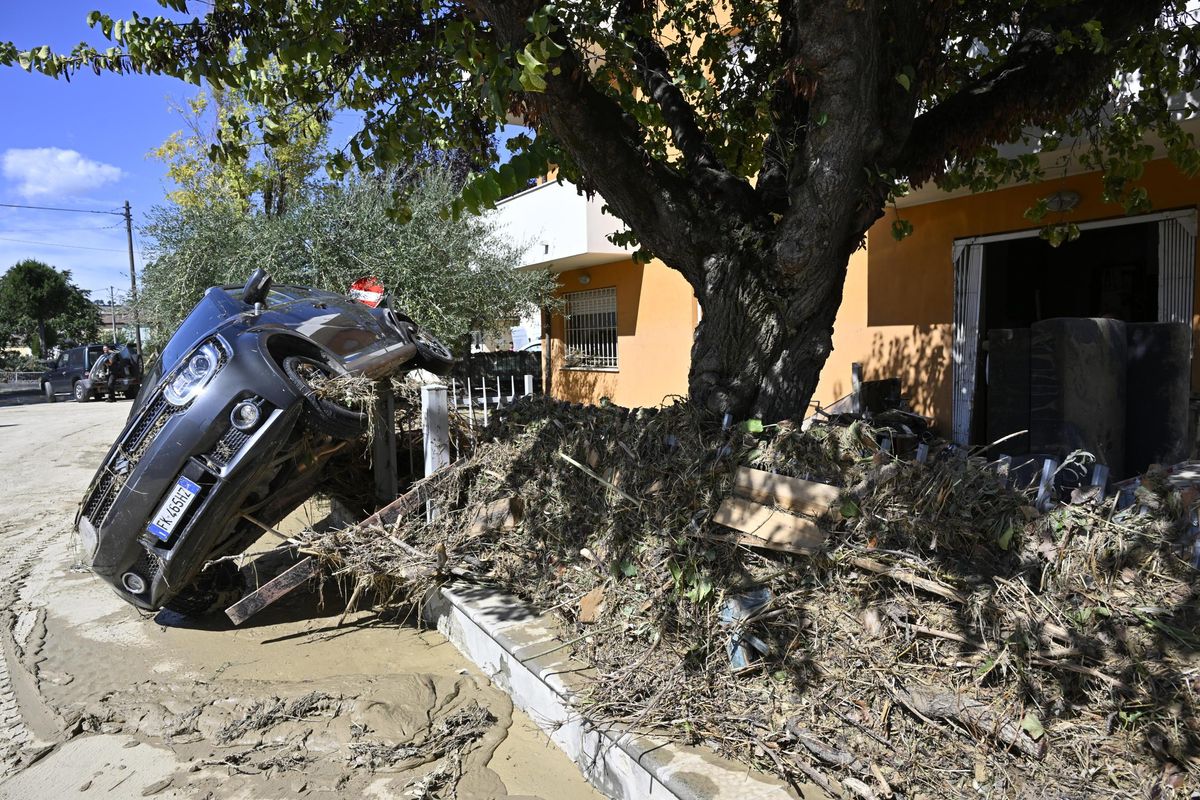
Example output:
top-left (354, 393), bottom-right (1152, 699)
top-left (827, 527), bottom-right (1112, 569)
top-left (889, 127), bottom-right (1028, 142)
top-left (164, 342), bottom-right (223, 406)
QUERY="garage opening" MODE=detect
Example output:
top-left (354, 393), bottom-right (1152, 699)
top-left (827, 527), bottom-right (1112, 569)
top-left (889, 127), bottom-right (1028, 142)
top-left (984, 222), bottom-right (1159, 328)
top-left (951, 210), bottom-right (1196, 478)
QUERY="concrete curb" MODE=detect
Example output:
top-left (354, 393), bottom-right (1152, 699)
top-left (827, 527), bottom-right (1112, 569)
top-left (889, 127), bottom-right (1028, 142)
top-left (422, 582), bottom-right (802, 800)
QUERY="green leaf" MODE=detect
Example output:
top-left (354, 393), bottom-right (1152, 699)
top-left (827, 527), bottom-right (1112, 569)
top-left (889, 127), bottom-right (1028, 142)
top-left (895, 73), bottom-right (911, 91)
top-left (890, 218), bottom-right (913, 241)
top-left (1021, 712), bottom-right (1045, 741)
top-left (619, 560), bottom-right (638, 578)
top-left (997, 523), bottom-right (1014, 550)
top-left (840, 498), bottom-right (859, 518)
top-left (975, 655), bottom-right (998, 679)
top-left (738, 419), bottom-right (764, 433)
top-left (518, 69), bottom-right (547, 93)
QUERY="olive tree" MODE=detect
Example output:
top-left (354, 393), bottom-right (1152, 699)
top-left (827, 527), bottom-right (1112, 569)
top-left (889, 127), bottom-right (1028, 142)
top-left (140, 168), bottom-right (554, 344)
top-left (6, 1), bottom-right (1198, 418)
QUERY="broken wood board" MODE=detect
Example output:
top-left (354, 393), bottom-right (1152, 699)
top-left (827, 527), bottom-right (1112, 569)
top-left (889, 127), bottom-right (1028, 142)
top-left (711, 497), bottom-right (825, 555)
top-left (468, 496), bottom-right (524, 537)
top-left (733, 467), bottom-right (841, 517)
top-left (848, 555), bottom-right (965, 604)
top-left (362, 459), bottom-right (464, 528)
top-left (226, 557), bottom-right (320, 626)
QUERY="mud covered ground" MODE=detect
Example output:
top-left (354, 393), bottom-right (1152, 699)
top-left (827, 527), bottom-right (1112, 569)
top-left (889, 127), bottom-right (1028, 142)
top-left (0, 401), bottom-right (603, 800)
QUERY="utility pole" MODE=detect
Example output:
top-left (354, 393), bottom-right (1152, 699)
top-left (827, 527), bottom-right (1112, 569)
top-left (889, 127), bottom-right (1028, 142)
top-left (122, 201), bottom-right (143, 355)
top-left (109, 287), bottom-right (118, 343)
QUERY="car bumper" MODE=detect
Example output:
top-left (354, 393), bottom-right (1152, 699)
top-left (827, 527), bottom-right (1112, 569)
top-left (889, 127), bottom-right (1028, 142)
top-left (77, 341), bottom-right (304, 609)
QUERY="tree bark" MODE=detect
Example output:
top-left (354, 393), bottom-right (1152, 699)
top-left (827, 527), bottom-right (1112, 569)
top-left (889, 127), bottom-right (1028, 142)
top-left (690, 242), bottom-right (852, 422)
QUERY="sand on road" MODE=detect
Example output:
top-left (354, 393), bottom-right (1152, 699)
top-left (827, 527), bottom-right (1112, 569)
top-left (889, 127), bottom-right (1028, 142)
top-left (0, 400), bottom-right (603, 800)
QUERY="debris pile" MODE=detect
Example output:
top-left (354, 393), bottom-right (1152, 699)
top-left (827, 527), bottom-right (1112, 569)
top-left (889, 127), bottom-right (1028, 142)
top-left (299, 396), bottom-right (1200, 798)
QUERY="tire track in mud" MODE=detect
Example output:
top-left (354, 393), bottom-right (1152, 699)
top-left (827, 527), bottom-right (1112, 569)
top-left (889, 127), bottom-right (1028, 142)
top-left (0, 522), bottom-right (53, 778)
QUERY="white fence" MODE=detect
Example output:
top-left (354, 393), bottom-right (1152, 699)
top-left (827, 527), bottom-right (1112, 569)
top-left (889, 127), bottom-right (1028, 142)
top-left (445, 374), bottom-right (537, 429)
top-left (0, 371), bottom-right (41, 386)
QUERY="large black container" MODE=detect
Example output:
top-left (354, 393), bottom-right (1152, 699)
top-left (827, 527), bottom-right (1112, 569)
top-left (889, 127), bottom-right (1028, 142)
top-left (1125, 321), bottom-right (1190, 474)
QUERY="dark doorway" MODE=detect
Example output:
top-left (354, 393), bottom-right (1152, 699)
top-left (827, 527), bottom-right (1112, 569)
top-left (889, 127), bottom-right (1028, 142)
top-left (974, 221), bottom-right (1160, 452)
top-left (984, 221), bottom-right (1159, 328)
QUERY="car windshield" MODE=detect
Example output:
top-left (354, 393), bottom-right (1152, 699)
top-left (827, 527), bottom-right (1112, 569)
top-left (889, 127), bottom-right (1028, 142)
top-left (221, 286), bottom-right (311, 305)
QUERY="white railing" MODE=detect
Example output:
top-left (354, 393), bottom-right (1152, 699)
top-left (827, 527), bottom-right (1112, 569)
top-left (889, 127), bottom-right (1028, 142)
top-left (0, 371), bottom-right (42, 386)
top-left (445, 374), bottom-right (537, 429)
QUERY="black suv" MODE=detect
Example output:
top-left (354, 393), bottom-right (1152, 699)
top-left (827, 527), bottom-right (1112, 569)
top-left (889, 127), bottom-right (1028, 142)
top-left (41, 343), bottom-right (142, 402)
top-left (76, 270), bottom-right (453, 613)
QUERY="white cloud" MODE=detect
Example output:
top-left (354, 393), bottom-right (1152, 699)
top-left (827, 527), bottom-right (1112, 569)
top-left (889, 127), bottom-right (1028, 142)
top-left (2, 147), bottom-right (123, 199)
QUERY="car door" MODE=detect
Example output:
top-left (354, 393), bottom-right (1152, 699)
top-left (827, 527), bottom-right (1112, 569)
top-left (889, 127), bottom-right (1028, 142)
top-left (46, 354), bottom-right (67, 394)
top-left (61, 348), bottom-right (86, 391)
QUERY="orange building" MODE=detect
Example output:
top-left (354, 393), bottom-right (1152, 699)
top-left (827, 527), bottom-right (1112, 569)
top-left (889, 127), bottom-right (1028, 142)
top-left (496, 157), bottom-right (1199, 444)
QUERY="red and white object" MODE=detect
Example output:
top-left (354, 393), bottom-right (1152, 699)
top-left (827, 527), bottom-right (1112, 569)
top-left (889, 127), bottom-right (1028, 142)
top-left (348, 276), bottom-right (385, 308)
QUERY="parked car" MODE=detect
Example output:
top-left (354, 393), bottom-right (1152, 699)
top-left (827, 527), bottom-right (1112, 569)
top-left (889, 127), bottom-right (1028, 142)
top-left (41, 343), bottom-right (142, 402)
top-left (75, 269), bottom-right (454, 613)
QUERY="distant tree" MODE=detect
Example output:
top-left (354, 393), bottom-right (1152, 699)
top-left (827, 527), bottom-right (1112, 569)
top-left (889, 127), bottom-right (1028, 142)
top-left (140, 167), bottom-right (554, 346)
top-left (151, 84), bottom-right (328, 216)
top-left (0, 260), bottom-right (99, 357)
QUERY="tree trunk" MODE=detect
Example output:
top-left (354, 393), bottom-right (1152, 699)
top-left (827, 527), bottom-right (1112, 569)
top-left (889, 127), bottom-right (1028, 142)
top-left (35, 318), bottom-right (47, 359)
top-left (689, 244), bottom-right (851, 422)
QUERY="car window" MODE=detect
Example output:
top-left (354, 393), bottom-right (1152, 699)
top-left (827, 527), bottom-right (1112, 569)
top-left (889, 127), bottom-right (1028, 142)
top-left (86, 346), bottom-right (105, 367)
top-left (66, 348), bottom-right (85, 370)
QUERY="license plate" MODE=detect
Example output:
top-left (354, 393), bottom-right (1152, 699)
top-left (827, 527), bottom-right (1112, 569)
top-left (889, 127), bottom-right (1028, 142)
top-left (147, 477), bottom-right (201, 541)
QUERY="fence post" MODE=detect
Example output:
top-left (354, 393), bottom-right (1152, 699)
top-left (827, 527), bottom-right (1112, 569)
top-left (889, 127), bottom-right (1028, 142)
top-left (524, 373), bottom-right (534, 397)
top-left (422, 383), bottom-right (450, 522)
top-left (422, 383), bottom-right (450, 477)
top-left (372, 380), bottom-right (398, 505)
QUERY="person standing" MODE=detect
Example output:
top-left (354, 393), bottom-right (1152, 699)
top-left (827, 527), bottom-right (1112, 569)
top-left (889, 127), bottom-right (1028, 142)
top-left (89, 345), bottom-right (117, 403)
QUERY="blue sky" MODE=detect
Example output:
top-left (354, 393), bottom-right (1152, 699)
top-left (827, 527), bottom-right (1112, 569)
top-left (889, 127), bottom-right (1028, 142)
top-left (0, 2), bottom-right (202, 298)
top-left (0, 2), bottom-right (368, 300)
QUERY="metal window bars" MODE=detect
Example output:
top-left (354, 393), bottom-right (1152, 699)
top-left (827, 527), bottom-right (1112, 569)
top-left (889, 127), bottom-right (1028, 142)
top-left (564, 287), bottom-right (617, 370)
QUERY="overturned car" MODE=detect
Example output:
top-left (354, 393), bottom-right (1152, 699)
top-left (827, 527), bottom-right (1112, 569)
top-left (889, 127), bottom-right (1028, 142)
top-left (76, 270), bottom-right (453, 613)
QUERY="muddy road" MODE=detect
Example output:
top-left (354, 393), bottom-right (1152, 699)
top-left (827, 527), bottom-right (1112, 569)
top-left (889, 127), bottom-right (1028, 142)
top-left (0, 401), bottom-right (602, 799)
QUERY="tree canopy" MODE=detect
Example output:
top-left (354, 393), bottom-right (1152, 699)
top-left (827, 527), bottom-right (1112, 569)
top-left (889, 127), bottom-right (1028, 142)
top-left (6, 1), bottom-right (1197, 417)
top-left (139, 167), bottom-right (554, 347)
top-left (0, 260), bottom-right (100, 357)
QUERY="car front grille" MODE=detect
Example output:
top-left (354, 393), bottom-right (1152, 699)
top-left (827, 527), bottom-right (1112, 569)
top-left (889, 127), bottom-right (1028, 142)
top-left (208, 425), bottom-right (252, 468)
top-left (82, 393), bottom-right (182, 527)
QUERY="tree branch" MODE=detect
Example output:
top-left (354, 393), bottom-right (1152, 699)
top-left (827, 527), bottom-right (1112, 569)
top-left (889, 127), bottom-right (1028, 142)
top-left (465, 0), bottom-right (717, 288)
top-left (613, 0), bottom-right (760, 221)
top-left (895, 0), bottom-right (1168, 186)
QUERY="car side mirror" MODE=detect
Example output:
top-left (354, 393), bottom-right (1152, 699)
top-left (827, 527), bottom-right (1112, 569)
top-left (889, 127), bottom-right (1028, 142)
top-left (242, 268), bottom-right (273, 306)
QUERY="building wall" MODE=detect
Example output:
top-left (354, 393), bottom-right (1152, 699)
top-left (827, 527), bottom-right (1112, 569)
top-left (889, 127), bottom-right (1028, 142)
top-left (544, 158), bottom-right (1199, 431)
top-left (814, 157), bottom-right (1200, 432)
top-left (548, 258), bottom-right (697, 408)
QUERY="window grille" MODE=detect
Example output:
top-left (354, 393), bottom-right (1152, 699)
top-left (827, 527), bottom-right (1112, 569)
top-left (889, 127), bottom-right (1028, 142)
top-left (564, 287), bottom-right (618, 369)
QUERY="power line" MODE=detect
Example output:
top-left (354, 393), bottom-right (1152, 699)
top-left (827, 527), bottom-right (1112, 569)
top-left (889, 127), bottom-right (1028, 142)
top-left (0, 201), bottom-right (123, 216)
top-left (0, 235), bottom-right (128, 253)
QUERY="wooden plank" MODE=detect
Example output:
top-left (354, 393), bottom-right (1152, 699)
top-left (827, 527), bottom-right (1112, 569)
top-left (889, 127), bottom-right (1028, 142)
top-left (225, 557), bottom-right (319, 626)
top-left (468, 496), bottom-right (524, 537)
top-left (733, 467), bottom-right (841, 517)
top-left (361, 459), bottom-right (463, 529)
top-left (712, 497), bottom-right (825, 555)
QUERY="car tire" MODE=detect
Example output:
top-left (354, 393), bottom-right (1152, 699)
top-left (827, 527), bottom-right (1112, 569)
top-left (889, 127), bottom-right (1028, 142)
top-left (43, 383), bottom-right (56, 403)
top-left (164, 560), bottom-right (245, 617)
top-left (73, 381), bottom-right (89, 403)
top-left (281, 355), bottom-right (369, 440)
top-left (392, 315), bottom-right (455, 375)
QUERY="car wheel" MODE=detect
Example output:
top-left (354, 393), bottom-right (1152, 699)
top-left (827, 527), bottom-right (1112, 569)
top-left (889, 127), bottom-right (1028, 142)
top-left (43, 383), bottom-right (56, 403)
top-left (281, 355), bottom-right (369, 440)
top-left (410, 326), bottom-right (455, 375)
top-left (73, 381), bottom-right (89, 402)
top-left (164, 560), bottom-right (245, 617)
top-left (390, 315), bottom-right (454, 375)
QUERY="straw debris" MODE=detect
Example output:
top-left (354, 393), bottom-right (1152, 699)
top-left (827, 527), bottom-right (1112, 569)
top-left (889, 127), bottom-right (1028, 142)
top-left (298, 396), bottom-right (1200, 798)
